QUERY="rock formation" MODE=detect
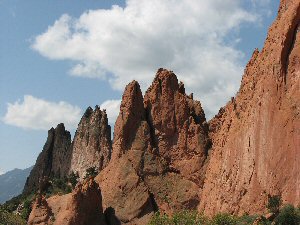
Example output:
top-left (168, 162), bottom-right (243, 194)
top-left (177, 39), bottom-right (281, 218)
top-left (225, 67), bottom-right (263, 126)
top-left (199, 0), bottom-right (300, 216)
top-left (26, 0), bottom-right (300, 224)
top-left (23, 123), bottom-right (72, 194)
top-left (96, 70), bottom-right (210, 224)
top-left (28, 178), bottom-right (107, 225)
top-left (69, 106), bottom-right (112, 178)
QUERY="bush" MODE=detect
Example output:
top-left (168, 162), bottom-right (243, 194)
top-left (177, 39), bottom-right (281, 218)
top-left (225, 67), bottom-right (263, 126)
top-left (84, 167), bottom-right (98, 179)
top-left (0, 208), bottom-right (26, 225)
top-left (210, 213), bottom-right (238, 225)
top-left (267, 195), bottom-right (282, 214)
top-left (148, 212), bottom-right (171, 225)
top-left (274, 204), bottom-right (300, 225)
top-left (68, 171), bottom-right (79, 188)
top-left (172, 211), bottom-right (207, 225)
top-left (45, 177), bottom-right (71, 197)
top-left (148, 211), bottom-right (207, 225)
top-left (237, 214), bottom-right (257, 225)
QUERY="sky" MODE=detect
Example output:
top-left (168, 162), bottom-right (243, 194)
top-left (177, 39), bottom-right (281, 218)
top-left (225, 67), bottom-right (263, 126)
top-left (0, 0), bottom-right (280, 173)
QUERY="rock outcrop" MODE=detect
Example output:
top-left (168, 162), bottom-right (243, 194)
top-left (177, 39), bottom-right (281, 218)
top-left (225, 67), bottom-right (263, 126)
top-left (70, 106), bottom-right (112, 178)
top-left (28, 178), bottom-right (107, 225)
top-left (26, 1), bottom-right (300, 224)
top-left (23, 124), bottom-right (72, 194)
top-left (96, 69), bottom-right (210, 224)
top-left (199, 0), bottom-right (300, 216)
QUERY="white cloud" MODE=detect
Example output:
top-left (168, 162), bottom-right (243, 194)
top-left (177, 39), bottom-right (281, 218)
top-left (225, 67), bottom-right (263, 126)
top-left (100, 99), bottom-right (121, 125)
top-left (32, 0), bottom-right (268, 118)
top-left (0, 170), bottom-right (4, 175)
top-left (2, 95), bottom-right (82, 130)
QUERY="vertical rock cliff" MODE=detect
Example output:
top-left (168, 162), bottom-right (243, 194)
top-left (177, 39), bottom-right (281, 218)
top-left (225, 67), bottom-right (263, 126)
top-left (69, 106), bottom-right (112, 178)
top-left (23, 123), bottom-right (72, 194)
top-left (200, 0), bottom-right (300, 215)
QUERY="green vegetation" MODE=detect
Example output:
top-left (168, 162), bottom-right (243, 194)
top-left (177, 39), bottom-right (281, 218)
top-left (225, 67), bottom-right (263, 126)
top-left (1, 192), bottom-right (35, 221)
top-left (68, 171), bottom-right (79, 188)
top-left (274, 204), bottom-right (300, 225)
top-left (267, 195), bottom-right (282, 214)
top-left (0, 206), bottom-right (26, 225)
top-left (1, 176), bottom-right (73, 222)
top-left (148, 196), bottom-right (300, 225)
top-left (84, 166), bottom-right (98, 179)
top-left (44, 177), bottom-right (72, 198)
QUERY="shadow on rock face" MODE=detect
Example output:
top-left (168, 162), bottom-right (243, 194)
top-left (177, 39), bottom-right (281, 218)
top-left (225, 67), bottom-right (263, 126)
top-left (105, 207), bottom-right (121, 225)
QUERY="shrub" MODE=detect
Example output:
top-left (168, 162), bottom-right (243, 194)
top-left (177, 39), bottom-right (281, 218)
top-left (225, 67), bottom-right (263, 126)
top-left (210, 213), bottom-right (238, 225)
top-left (68, 171), bottom-right (79, 188)
top-left (267, 195), bottom-right (282, 214)
top-left (173, 211), bottom-right (207, 225)
top-left (274, 204), bottom-right (300, 225)
top-left (84, 167), bottom-right (98, 179)
top-left (148, 211), bottom-right (208, 225)
top-left (237, 214), bottom-right (257, 225)
top-left (20, 199), bottom-right (32, 220)
top-left (148, 212), bottom-right (171, 225)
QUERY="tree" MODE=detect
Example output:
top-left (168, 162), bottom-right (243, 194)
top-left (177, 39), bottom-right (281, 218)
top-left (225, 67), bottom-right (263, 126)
top-left (84, 167), bottom-right (98, 179)
top-left (275, 204), bottom-right (300, 225)
top-left (68, 171), bottom-right (79, 188)
top-left (267, 195), bottom-right (282, 214)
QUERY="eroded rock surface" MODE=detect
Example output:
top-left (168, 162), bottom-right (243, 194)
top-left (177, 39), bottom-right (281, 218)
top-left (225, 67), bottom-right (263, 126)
top-left (199, 0), bottom-right (300, 216)
top-left (23, 124), bottom-right (72, 194)
top-left (96, 69), bottom-right (210, 224)
top-left (28, 178), bottom-right (107, 225)
top-left (26, 1), bottom-right (300, 224)
top-left (70, 106), bottom-right (112, 178)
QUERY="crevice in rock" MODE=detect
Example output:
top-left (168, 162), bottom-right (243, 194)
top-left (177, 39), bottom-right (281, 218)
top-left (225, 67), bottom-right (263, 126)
top-left (281, 5), bottom-right (300, 83)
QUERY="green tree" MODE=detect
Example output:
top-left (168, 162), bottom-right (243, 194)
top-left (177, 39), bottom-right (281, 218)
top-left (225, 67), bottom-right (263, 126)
top-left (267, 195), bottom-right (282, 214)
top-left (274, 204), bottom-right (300, 225)
top-left (84, 167), bottom-right (98, 179)
top-left (68, 171), bottom-right (79, 188)
top-left (210, 213), bottom-right (238, 225)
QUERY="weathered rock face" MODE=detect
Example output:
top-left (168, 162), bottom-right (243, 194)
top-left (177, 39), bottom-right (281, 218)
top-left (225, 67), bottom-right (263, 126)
top-left (70, 106), bottom-right (112, 178)
top-left (28, 178), bottom-right (107, 225)
top-left (23, 123), bottom-right (72, 194)
top-left (199, 0), bottom-right (300, 216)
top-left (144, 69), bottom-right (210, 185)
top-left (96, 69), bottom-right (210, 224)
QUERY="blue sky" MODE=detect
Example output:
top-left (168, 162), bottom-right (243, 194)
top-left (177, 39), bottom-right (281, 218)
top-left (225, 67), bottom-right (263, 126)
top-left (0, 0), bottom-right (280, 174)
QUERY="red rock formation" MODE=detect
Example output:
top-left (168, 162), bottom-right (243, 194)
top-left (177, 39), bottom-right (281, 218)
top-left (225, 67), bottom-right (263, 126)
top-left (144, 69), bottom-right (210, 185)
top-left (26, 1), bottom-right (300, 223)
top-left (199, 0), bottom-right (300, 216)
top-left (70, 106), bottom-right (112, 178)
top-left (23, 123), bottom-right (72, 194)
top-left (28, 178), bottom-right (107, 225)
top-left (96, 70), bottom-right (210, 224)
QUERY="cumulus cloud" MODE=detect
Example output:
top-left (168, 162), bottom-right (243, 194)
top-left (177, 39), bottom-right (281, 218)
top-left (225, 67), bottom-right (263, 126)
top-left (0, 170), bottom-right (4, 175)
top-left (2, 95), bottom-right (82, 130)
top-left (100, 99), bottom-right (121, 125)
top-left (32, 0), bottom-right (269, 118)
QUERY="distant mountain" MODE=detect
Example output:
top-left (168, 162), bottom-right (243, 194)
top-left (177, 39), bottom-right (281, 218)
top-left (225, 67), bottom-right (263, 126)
top-left (0, 166), bottom-right (33, 203)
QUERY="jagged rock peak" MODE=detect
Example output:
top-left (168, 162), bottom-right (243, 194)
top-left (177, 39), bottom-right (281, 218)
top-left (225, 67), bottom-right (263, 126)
top-left (69, 106), bottom-right (112, 179)
top-left (144, 68), bottom-right (209, 169)
top-left (23, 123), bottom-right (72, 194)
top-left (112, 80), bottom-right (145, 159)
